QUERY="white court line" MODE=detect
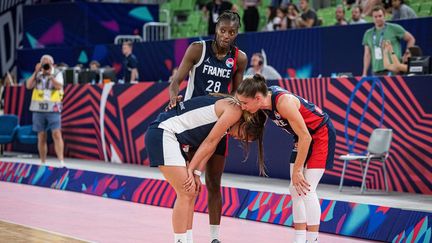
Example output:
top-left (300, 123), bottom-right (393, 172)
top-left (0, 218), bottom-right (96, 243)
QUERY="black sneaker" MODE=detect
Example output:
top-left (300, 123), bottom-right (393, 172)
top-left (211, 240), bottom-right (221, 243)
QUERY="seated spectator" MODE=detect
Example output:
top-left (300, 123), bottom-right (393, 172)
top-left (245, 53), bottom-right (282, 80)
top-left (391, 0), bottom-right (417, 20)
top-left (382, 0), bottom-right (393, 13)
top-left (298, 0), bottom-right (319, 28)
top-left (276, 7), bottom-right (288, 30)
top-left (383, 41), bottom-right (423, 74)
top-left (286, 3), bottom-right (301, 29)
top-left (356, 0), bottom-right (382, 16)
top-left (262, 6), bottom-right (281, 31)
top-left (350, 5), bottom-right (367, 24)
top-left (335, 5), bottom-right (348, 25)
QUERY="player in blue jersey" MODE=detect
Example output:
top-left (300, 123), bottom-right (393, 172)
top-left (145, 94), bottom-right (266, 243)
top-left (167, 11), bottom-right (248, 243)
top-left (235, 74), bottom-right (336, 243)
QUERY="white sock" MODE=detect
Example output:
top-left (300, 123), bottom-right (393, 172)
top-left (60, 160), bottom-right (65, 167)
top-left (210, 224), bottom-right (220, 241)
top-left (174, 233), bottom-right (187, 243)
top-left (294, 230), bottom-right (307, 243)
top-left (187, 229), bottom-right (193, 243)
top-left (307, 231), bottom-right (319, 242)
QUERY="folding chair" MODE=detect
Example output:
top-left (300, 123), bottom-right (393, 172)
top-left (339, 128), bottom-right (393, 193)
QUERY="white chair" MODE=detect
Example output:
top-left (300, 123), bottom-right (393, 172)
top-left (339, 128), bottom-right (393, 193)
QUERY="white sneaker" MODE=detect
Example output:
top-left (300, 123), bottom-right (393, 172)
top-left (60, 160), bottom-right (66, 168)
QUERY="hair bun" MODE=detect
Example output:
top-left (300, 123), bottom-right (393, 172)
top-left (253, 73), bottom-right (266, 84)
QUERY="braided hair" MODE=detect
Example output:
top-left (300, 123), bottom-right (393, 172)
top-left (216, 10), bottom-right (241, 29)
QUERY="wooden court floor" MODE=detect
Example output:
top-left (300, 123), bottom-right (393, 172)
top-left (0, 220), bottom-right (88, 243)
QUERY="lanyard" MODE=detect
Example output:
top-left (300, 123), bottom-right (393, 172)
top-left (373, 24), bottom-right (386, 47)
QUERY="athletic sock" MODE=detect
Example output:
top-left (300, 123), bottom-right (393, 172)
top-left (187, 229), bottom-right (193, 243)
top-left (307, 231), bottom-right (319, 242)
top-left (174, 233), bottom-right (187, 243)
top-left (294, 230), bottom-right (307, 243)
top-left (210, 224), bottom-right (220, 241)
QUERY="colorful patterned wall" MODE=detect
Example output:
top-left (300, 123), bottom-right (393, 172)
top-left (0, 161), bottom-right (430, 242)
top-left (3, 76), bottom-right (432, 194)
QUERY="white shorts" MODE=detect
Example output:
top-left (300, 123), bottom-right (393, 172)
top-left (145, 128), bottom-right (186, 167)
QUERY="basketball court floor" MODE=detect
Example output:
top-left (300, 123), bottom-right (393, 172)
top-left (1, 155), bottom-right (430, 242)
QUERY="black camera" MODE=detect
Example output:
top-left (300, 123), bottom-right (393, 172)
top-left (42, 63), bottom-right (51, 70)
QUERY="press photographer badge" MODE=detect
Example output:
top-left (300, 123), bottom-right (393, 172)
top-left (374, 46), bottom-right (383, 60)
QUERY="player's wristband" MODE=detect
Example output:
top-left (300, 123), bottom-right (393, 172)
top-left (193, 170), bottom-right (202, 176)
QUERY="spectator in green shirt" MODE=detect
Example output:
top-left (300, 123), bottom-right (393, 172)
top-left (362, 5), bottom-right (415, 76)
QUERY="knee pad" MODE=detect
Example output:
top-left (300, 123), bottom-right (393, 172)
top-left (289, 184), bottom-right (307, 223)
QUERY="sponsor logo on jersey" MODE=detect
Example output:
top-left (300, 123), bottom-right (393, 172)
top-left (226, 58), bottom-right (234, 68)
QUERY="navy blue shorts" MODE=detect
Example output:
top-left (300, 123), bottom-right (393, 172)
top-left (145, 128), bottom-right (187, 167)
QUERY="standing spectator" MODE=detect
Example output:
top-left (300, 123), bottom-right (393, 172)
top-left (391, 0), bottom-right (417, 20)
top-left (122, 41), bottom-right (139, 83)
top-left (241, 0), bottom-right (261, 32)
top-left (203, 0), bottom-right (235, 35)
top-left (1, 72), bottom-right (16, 111)
top-left (335, 5), bottom-right (348, 25)
top-left (298, 0), bottom-right (319, 28)
top-left (362, 5), bottom-right (415, 76)
top-left (89, 60), bottom-right (100, 71)
top-left (26, 55), bottom-right (65, 167)
top-left (349, 5), bottom-right (367, 24)
top-left (245, 53), bottom-right (282, 80)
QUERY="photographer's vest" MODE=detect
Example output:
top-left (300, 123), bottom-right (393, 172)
top-left (30, 70), bottom-right (64, 113)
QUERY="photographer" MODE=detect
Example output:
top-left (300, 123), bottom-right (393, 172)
top-left (26, 55), bottom-right (65, 167)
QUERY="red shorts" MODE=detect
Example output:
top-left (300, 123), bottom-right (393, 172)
top-left (291, 121), bottom-right (336, 169)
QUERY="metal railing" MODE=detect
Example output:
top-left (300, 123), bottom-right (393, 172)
top-left (142, 22), bottom-right (171, 42)
top-left (114, 35), bottom-right (143, 45)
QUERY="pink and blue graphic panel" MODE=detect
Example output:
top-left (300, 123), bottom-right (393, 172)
top-left (23, 2), bottom-right (158, 48)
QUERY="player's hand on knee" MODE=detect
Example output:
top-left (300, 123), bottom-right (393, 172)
top-left (292, 171), bottom-right (310, 195)
top-left (184, 168), bottom-right (196, 192)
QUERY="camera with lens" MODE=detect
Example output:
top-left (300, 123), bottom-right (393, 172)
top-left (42, 63), bottom-right (51, 70)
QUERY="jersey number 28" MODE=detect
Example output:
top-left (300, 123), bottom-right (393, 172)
top-left (205, 80), bottom-right (221, 93)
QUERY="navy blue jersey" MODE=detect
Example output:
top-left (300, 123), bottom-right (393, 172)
top-left (263, 86), bottom-right (329, 138)
top-left (184, 40), bottom-right (238, 100)
top-left (150, 95), bottom-right (225, 147)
